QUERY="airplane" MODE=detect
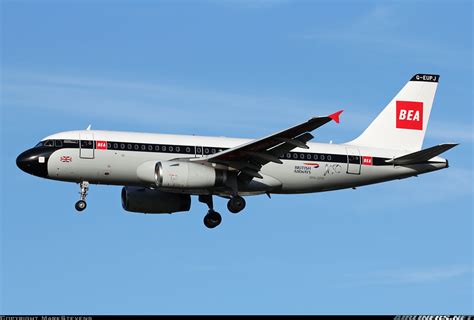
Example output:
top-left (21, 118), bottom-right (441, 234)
top-left (16, 73), bottom-right (458, 228)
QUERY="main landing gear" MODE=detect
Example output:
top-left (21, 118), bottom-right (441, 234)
top-left (227, 195), bottom-right (246, 214)
top-left (199, 194), bottom-right (247, 229)
top-left (75, 181), bottom-right (89, 212)
top-left (199, 195), bottom-right (222, 229)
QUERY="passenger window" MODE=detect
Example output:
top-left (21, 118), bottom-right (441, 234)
top-left (299, 154), bottom-right (304, 159)
top-left (148, 145), bottom-right (153, 151)
top-left (114, 143), bottom-right (118, 149)
top-left (204, 148), bottom-right (209, 154)
top-left (141, 145), bottom-right (146, 151)
top-left (293, 153), bottom-right (298, 159)
top-left (155, 145), bottom-right (160, 151)
top-left (162, 146), bottom-right (166, 151)
top-left (314, 154), bottom-right (318, 160)
top-left (169, 146), bottom-right (174, 152)
top-left (107, 143), bottom-right (112, 149)
top-left (127, 144), bottom-right (131, 150)
top-left (134, 144), bottom-right (139, 150)
top-left (320, 155), bottom-right (325, 161)
top-left (307, 154), bottom-right (311, 160)
top-left (186, 147), bottom-right (191, 153)
top-left (286, 153), bottom-right (291, 159)
top-left (176, 146), bottom-right (181, 153)
top-left (327, 155), bottom-right (332, 161)
top-left (64, 139), bottom-right (78, 145)
top-left (349, 155), bottom-right (360, 163)
top-left (211, 148), bottom-right (216, 154)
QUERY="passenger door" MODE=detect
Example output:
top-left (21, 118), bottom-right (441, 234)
top-left (79, 133), bottom-right (95, 159)
top-left (346, 146), bottom-right (361, 174)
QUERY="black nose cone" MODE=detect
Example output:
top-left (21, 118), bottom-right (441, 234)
top-left (16, 148), bottom-right (49, 178)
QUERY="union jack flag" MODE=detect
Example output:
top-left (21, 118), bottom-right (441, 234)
top-left (60, 156), bottom-right (72, 163)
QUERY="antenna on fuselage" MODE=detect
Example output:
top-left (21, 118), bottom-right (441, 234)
top-left (86, 124), bottom-right (92, 131)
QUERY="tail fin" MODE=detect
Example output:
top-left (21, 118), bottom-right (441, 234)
top-left (348, 74), bottom-right (439, 151)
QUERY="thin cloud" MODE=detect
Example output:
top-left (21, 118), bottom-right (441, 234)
top-left (294, 4), bottom-right (471, 70)
top-left (329, 166), bottom-right (472, 216)
top-left (209, 0), bottom-right (291, 9)
top-left (339, 264), bottom-right (473, 288)
top-left (2, 70), bottom-right (472, 143)
top-left (1, 70), bottom-right (339, 136)
top-left (375, 265), bottom-right (473, 285)
top-left (426, 121), bottom-right (474, 143)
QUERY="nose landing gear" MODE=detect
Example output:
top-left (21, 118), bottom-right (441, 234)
top-left (75, 181), bottom-right (89, 212)
top-left (75, 200), bottom-right (87, 211)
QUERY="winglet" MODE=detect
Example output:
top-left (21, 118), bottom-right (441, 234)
top-left (328, 110), bottom-right (343, 124)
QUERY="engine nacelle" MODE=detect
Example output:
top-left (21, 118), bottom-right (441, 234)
top-left (121, 186), bottom-right (191, 214)
top-left (137, 160), bottom-right (227, 189)
top-left (156, 161), bottom-right (227, 188)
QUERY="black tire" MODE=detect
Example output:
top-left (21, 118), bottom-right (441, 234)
top-left (203, 211), bottom-right (222, 228)
top-left (75, 200), bottom-right (87, 212)
top-left (227, 196), bottom-right (246, 214)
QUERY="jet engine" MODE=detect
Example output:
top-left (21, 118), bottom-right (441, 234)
top-left (121, 186), bottom-right (191, 214)
top-left (137, 160), bottom-right (227, 189)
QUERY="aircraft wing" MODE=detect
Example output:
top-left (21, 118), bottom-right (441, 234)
top-left (192, 110), bottom-right (343, 179)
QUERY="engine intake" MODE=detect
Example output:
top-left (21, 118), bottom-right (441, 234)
top-left (121, 186), bottom-right (191, 214)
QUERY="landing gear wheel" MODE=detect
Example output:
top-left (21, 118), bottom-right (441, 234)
top-left (203, 211), bottom-right (222, 229)
top-left (75, 200), bottom-right (87, 212)
top-left (75, 181), bottom-right (89, 213)
top-left (227, 195), bottom-right (246, 214)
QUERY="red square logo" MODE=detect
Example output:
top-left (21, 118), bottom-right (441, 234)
top-left (96, 140), bottom-right (108, 150)
top-left (396, 101), bottom-right (423, 130)
top-left (362, 156), bottom-right (373, 166)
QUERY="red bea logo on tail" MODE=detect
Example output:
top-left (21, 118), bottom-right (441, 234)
top-left (396, 101), bottom-right (423, 130)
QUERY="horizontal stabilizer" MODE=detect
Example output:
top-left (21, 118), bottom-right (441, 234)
top-left (386, 143), bottom-right (458, 165)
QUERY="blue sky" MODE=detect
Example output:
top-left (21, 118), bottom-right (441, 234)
top-left (1, 0), bottom-right (472, 315)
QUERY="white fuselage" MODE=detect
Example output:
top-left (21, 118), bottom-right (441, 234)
top-left (41, 130), bottom-right (447, 196)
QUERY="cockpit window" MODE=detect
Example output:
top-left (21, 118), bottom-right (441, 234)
top-left (55, 140), bottom-right (63, 147)
top-left (35, 141), bottom-right (44, 148)
top-left (44, 140), bottom-right (54, 147)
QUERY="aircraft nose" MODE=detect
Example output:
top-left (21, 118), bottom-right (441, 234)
top-left (16, 151), bottom-right (28, 172)
top-left (16, 149), bottom-right (49, 178)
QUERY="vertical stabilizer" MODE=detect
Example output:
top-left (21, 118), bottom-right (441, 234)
top-left (347, 74), bottom-right (439, 151)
